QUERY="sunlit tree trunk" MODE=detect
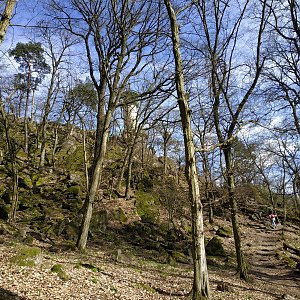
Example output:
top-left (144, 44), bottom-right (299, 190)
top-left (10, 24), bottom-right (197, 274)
top-left (0, 0), bottom-right (17, 45)
top-left (77, 110), bottom-right (113, 250)
top-left (164, 1), bottom-right (210, 298)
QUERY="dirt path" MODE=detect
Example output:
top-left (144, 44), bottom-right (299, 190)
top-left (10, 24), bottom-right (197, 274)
top-left (245, 220), bottom-right (300, 299)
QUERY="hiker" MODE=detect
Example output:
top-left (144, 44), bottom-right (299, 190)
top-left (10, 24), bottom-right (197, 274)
top-left (269, 212), bottom-right (277, 228)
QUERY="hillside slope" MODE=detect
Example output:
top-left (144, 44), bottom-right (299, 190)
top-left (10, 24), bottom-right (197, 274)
top-left (0, 213), bottom-right (299, 300)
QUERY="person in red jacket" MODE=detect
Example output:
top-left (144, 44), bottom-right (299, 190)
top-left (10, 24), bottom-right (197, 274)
top-left (269, 212), bottom-right (277, 228)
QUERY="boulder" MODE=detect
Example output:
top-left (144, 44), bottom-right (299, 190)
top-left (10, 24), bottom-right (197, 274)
top-left (205, 237), bottom-right (226, 256)
top-left (0, 204), bottom-right (10, 220)
top-left (216, 226), bottom-right (232, 238)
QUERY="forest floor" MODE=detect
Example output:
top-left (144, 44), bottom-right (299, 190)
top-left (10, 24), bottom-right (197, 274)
top-left (0, 214), bottom-right (299, 300)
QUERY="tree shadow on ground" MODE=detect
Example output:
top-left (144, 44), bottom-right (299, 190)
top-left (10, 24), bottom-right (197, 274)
top-left (0, 287), bottom-right (28, 300)
top-left (250, 269), bottom-right (300, 291)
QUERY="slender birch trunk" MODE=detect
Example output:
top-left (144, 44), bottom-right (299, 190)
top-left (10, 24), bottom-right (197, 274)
top-left (164, 1), bottom-right (210, 298)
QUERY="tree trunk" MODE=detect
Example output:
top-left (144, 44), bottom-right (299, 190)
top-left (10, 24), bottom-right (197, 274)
top-left (24, 93), bottom-right (29, 154)
top-left (77, 110), bottom-right (112, 251)
top-left (0, 100), bottom-right (19, 222)
top-left (282, 161), bottom-right (287, 224)
top-left (223, 145), bottom-right (249, 281)
top-left (125, 145), bottom-right (134, 200)
top-left (164, 1), bottom-right (210, 298)
top-left (24, 68), bottom-right (31, 155)
top-left (9, 162), bottom-right (18, 222)
top-left (40, 122), bottom-right (47, 167)
top-left (117, 147), bottom-right (129, 192)
top-left (51, 125), bottom-right (59, 168)
top-left (0, 0), bottom-right (17, 45)
top-left (163, 138), bottom-right (168, 177)
top-left (83, 128), bottom-right (89, 192)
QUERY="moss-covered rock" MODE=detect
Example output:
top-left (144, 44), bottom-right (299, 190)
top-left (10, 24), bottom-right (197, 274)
top-left (216, 226), bottom-right (232, 238)
top-left (135, 191), bottom-right (159, 224)
top-left (112, 207), bottom-right (128, 223)
top-left (205, 237), bottom-right (226, 257)
top-left (19, 175), bottom-right (33, 189)
top-left (51, 264), bottom-right (70, 281)
top-left (91, 210), bottom-right (108, 233)
top-left (171, 251), bottom-right (190, 264)
top-left (10, 246), bottom-right (42, 267)
top-left (66, 185), bottom-right (81, 196)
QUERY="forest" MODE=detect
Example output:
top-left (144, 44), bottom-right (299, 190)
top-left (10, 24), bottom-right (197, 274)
top-left (0, 0), bottom-right (299, 300)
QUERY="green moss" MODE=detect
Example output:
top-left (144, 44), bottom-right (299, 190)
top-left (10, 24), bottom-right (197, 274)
top-left (65, 148), bottom-right (84, 172)
top-left (172, 251), bottom-right (189, 264)
top-left (276, 251), bottom-right (297, 268)
top-left (51, 264), bottom-right (70, 281)
top-left (135, 283), bottom-right (156, 293)
top-left (67, 185), bottom-right (81, 196)
top-left (110, 286), bottom-right (118, 293)
top-left (91, 277), bottom-right (97, 283)
top-left (135, 191), bottom-right (159, 224)
top-left (10, 246), bottom-right (41, 267)
top-left (35, 177), bottom-right (46, 187)
top-left (74, 261), bottom-right (82, 269)
top-left (16, 149), bottom-right (27, 160)
top-left (23, 235), bottom-right (34, 244)
top-left (80, 263), bottom-right (102, 272)
top-left (19, 175), bottom-right (33, 189)
top-left (216, 226), bottom-right (232, 238)
top-left (112, 207), bottom-right (128, 223)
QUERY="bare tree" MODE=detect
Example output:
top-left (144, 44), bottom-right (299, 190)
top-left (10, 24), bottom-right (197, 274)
top-left (51, 0), bottom-right (172, 250)
top-left (265, 0), bottom-right (300, 135)
top-left (164, 0), bottom-right (210, 298)
top-left (190, 0), bottom-right (269, 280)
top-left (37, 25), bottom-right (77, 168)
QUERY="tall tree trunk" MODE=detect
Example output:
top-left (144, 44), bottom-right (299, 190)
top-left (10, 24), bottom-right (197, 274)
top-left (0, 0), bottom-right (17, 45)
top-left (202, 154), bottom-right (214, 224)
top-left (77, 110), bottom-right (113, 251)
top-left (117, 147), bottom-right (130, 192)
top-left (9, 162), bottom-right (18, 222)
top-left (0, 99), bottom-right (19, 222)
top-left (164, 1), bottom-right (210, 298)
top-left (83, 127), bottom-right (89, 192)
top-left (24, 90), bottom-right (29, 154)
top-left (282, 161), bottom-right (286, 225)
top-left (223, 145), bottom-right (248, 281)
top-left (292, 178), bottom-right (300, 211)
top-left (163, 138), bottom-right (168, 177)
top-left (39, 122), bottom-right (47, 167)
top-left (51, 125), bottom-right (59, 168)
top-left (30, 88), bottom-right (36, 122)
top-left (24, 68), bottom-right (31, 155)
top-left (125, 145), bottom-right (134, 200)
